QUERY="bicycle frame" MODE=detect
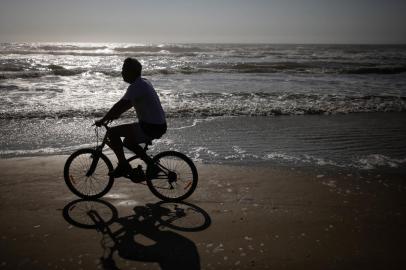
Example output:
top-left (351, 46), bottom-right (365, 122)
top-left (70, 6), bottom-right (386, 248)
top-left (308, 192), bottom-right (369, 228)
top-left (88, 122), bottom-right (172, 180)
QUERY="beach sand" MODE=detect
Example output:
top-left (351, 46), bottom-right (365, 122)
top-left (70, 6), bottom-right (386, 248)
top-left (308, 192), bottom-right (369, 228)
top-left (0, 156), bottom-right (405, 270)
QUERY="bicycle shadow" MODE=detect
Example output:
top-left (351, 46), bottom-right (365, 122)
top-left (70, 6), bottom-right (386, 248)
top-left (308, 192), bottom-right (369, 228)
top-left (62, 199), bottom-right (211, 270)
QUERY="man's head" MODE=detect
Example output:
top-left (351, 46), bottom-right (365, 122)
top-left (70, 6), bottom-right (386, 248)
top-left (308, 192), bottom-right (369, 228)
top-left (122, 58), bottom-right (142, 83)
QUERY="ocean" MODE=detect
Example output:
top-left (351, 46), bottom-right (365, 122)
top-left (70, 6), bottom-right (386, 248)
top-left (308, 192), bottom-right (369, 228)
top-left (1, 43), bottom-right (405, 170)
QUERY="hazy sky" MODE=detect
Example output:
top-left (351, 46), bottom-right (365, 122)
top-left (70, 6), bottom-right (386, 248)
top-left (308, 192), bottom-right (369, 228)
top-left (0, 0), bottom-right (405, 43)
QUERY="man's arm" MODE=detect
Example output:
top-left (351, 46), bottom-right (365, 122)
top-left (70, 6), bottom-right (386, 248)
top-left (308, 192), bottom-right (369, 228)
top-left (97, 99), bottom-right (133, 125)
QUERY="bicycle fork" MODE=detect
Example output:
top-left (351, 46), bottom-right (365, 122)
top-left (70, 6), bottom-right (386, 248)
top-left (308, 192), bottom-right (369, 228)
top-left (86, 148), bottom-right (103, 177)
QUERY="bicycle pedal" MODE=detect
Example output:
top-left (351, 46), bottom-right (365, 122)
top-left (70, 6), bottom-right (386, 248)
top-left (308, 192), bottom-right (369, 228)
top-left (129, 166), bottom-right (146, 183)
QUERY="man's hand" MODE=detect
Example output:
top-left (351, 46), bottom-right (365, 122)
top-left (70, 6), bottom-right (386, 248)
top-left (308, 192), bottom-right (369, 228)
top-left (95, 119), bottom-right (104, 127)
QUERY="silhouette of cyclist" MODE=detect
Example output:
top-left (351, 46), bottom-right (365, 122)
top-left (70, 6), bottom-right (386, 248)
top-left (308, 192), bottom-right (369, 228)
top-left (95, 58), bottom-right (167, 178)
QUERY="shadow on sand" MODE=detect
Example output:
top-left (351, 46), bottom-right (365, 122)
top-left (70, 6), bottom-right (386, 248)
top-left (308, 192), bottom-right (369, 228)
top-left (62, 199), bottom-right (211, 270)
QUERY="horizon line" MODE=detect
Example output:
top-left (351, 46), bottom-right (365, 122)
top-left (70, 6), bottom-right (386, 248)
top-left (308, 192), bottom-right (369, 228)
top-left (1, 40), bottom-right (406, 46)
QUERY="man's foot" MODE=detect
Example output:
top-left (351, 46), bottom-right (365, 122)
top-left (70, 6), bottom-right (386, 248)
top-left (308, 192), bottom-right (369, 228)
top-left (129, 165), bottom-right (146, 183)
top-left (109, 163), bottom-right (132, 178)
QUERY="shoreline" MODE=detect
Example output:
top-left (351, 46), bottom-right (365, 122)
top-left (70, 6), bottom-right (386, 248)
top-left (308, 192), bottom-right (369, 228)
top-left (1, 155), bottom-right (406, 269)
top-left (1, 113), bottom-right (406, 172)
top-left (1, 152), bottom-right (405, 176)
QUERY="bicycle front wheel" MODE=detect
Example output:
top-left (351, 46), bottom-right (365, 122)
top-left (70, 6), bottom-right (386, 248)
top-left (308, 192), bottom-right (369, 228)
top-left (64, 149), bottom-right (114, 199)
top-left (146, 151), bottom-right (198, 202)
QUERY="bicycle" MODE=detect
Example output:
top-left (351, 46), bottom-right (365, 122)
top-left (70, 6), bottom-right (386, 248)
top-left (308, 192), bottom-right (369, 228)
top-left (63, 121), bottom-right (198, 202)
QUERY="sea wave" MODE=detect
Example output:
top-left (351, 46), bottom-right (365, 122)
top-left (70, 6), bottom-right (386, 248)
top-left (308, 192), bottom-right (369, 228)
top-left (37, 44), bottom-right (108, 51)
top-left (0, 44), bottom-right (206, 57)
top-left (0, 67), bottom-right (200, 80)
top-left (2, 61), bottom-right (406, 80)
top-left (197, 61), bottom-right (313, 73)
top-left (198, 62), bottom-right (406, 75)
top-left (0, 50), bottom-right (116, 57)
top-left (354, 154), bottom-right (406, 170)
top-left (0, 66), bottom-right (86, 79)
top-left (344, 66), bottom-right (406, 75)
top-left (2, 43), bottom-right (406, 77)
top-left (0, 143), bottom-right (97, 157)
top-left (263, 153), bottom-right (406, 170)
top-left (1, 93), bottom-right (404, 119)
top-left (113, 45), bottom-right (205, 53)
top-left (0, 63), bottom-right (26, 72)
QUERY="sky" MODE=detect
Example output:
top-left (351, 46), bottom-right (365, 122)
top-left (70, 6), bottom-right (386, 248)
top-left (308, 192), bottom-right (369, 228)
top-left (0, 0), bottom-right (405, 44)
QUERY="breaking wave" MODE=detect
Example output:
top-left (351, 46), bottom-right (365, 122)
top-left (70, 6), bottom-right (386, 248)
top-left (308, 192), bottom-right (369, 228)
top-left (0, 64), bottom-right (86, 79)
top-left (344, 65), bottom-right (406, 75)
top-left (1, 93), bottom-right (405, 119)
top-left (2, 61), bottom-right (406, 80)
top-left (2, 43), bottom-right (406, 76)
top-left (113, 45), bottom-right (204, 53)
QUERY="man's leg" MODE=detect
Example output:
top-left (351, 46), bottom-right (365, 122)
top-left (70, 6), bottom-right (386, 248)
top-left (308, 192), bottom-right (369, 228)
top-left (106, 124), bottom-right (136, 167)
top-left (107, 123), bottom-right (151, 168)
top-left (121, 124), bottom-right (152, 163)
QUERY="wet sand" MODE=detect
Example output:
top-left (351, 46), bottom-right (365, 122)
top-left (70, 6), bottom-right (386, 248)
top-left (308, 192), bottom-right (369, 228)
top-left (0, 155), bottom-right (406, 269)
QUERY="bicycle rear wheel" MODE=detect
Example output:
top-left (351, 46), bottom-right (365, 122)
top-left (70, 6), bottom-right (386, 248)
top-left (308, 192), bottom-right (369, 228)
top-left (153, 201), bottom-right (211, 232)
top-left (64, 148), bottom-right (114, 199)
top-left (146, 151), bottom-right (198, 202)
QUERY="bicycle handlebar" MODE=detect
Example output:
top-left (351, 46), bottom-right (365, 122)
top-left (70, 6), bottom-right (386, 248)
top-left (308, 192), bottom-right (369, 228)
top-left (93, 120), bottom-right (112, 129)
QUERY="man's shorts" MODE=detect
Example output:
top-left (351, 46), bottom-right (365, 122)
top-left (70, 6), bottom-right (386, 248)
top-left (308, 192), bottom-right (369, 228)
top-left (122, 122), bottom-right (151, 146)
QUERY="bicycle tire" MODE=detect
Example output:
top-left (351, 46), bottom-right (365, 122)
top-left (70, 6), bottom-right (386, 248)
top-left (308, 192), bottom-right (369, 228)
top-left (62, 199), bottom-right (118, 229)
top-left (64, 148), bottom-right (114, 199)
top-left (146, 151), bottom-right (198, 202)
top-left (154, 201), bottom-right (211, 232)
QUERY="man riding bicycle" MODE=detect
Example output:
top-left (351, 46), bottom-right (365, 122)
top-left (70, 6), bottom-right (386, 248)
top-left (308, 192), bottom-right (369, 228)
top-left (95, 58), bottom-right (167, 178)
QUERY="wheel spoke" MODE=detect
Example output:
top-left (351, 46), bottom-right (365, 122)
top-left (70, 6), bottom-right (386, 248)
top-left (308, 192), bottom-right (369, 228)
top-left (148, 152), bottom-right (197, 200)
top-left (65, 150), bottom-right (112, 198)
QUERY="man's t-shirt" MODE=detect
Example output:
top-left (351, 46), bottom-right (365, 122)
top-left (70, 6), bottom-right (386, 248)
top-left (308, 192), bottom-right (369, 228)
top-left (121, 77), bottom-right (167, 138)
top-left (122, 77), bottom-right (166, 124)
